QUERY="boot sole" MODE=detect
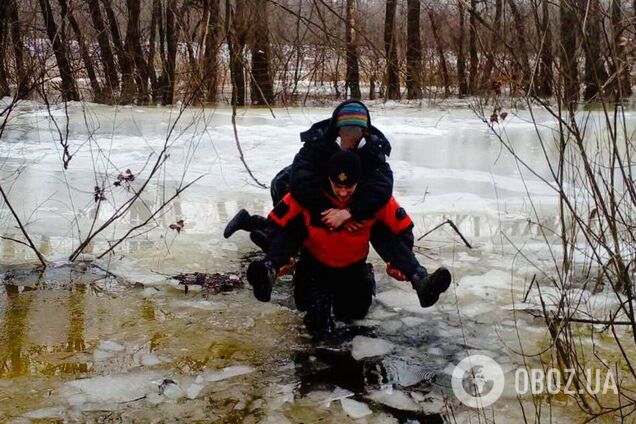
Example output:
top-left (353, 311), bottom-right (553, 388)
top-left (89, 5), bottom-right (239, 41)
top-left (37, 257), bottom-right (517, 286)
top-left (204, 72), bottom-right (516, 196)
top-left (418, 268), bottom-right (452, 308)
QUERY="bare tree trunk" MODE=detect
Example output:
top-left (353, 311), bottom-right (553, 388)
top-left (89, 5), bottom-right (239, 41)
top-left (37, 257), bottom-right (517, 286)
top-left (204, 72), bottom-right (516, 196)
top-left (149, 0), bottom-right (161, 102)
top-left (59, 0), bottom-right (102, 101)
top-left (7, 0), bottom-right (28, 97)
top-left (86, 0), bottom-right (118, 100)
top-left (38, 0), bottom-right (79, 100)
top-left (428, 8), bottom-right (450, 97)
top-left (406, 0), bottom-right (422, 99)
top-left (164, 0), bottom-right (178, 104)
top-left (126, 0), bottom-right (149, 104)
top-left (345, 0), bottom-right (361, 99)
top-left (506, 0), bottom-right (531, 93)
top-left (226, 0), bottom-right (246, 106)
top-left (0, 2), bottom-right (10, 97)
top-left (101, 0), bottom-right (135, 103)
top-left (203, 0), bottom-right (221, 103)
top-left (480, 0), bottom-right (502, 92)
top-left (536, 0), bottom-right (553, 97)
top-left (250, 0), bottom-right (274, 105)
top-left (610, 0), bottom-right (633, 99)
top-left (468, 0), bottom-right (478, 94)
top-left (457, 1), bottom-right (468, 97)
top-left (560, 0), bottom-right (579, 104)
top-left (583, 0), bottom-right (608, 100)
top-left (384, 0), bottom-right (400, 100)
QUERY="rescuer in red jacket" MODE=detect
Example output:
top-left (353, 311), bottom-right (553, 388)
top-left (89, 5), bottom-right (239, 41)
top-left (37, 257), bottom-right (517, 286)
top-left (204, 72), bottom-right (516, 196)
top-left (247, 150), bottom-right (451, 339)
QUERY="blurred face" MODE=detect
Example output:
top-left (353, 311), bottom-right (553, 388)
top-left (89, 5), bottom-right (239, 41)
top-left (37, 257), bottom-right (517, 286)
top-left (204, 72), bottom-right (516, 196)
top-left (338, 126), bottom-right (364, 150)
top-left (329, 180), bottom-right (357, 202)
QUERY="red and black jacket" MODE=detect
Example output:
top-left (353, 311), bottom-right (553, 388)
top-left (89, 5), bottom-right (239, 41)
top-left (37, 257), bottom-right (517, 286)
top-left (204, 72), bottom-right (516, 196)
top-left (269, 192), bottom-right (413, 268)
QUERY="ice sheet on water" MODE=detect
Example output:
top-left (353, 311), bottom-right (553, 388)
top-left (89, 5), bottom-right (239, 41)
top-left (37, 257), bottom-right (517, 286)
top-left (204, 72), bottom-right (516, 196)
top-left (401, 316), bottom-right (426, 328)
top-left (304, 386), bottom-right (354, 407)
top-left (22, 407), bottom-right (66, 419)
top-left (98, 340), bottom-right (125, 352)
top-left (375, 289), bottom-right (420, 310)
top-left (186, 383), bottom-right (204, 399)
top-left (340, 398), bottom-right (372, 419)
top-left (195, 365), bottom-right (254, 382)
top-left (366, 388), bottom-right (421, 412)
top-left (351, 336), bottom-right (394, 360)
top-left (63, 371), bottom-right (165, 404)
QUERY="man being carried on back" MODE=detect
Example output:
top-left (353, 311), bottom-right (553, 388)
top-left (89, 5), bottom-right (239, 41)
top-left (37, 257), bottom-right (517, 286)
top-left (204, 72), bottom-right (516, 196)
top-left (247, 151), bottom-right (451, 339)
top-left (225, 100), bottom-right (434, 290)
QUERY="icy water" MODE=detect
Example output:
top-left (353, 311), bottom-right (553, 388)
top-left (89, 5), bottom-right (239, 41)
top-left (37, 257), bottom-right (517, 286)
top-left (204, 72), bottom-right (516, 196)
top-left (0, 101), bottom-right (634, 422)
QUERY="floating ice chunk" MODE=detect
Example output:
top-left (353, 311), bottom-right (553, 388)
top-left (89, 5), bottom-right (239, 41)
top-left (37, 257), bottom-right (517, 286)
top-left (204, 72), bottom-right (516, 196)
top-left (173, 300), bottom-right (226, 310)
top-left (140, 353), bottom-right (162, 367)
top-left (186, 383), bottom-right (204, 399)
top-left (381, 320), bottom-right (403, 332)
top-left (401, 316), bottom-right (426, 327)
top-left (305, 386), bottom-right (354, 407)
top-left (198, 365), bottom-right (254, 382)
top-left (265, 383), bottom-right (295, 410)
top-left (341, 398), bottom-right (372, 419)
top-left (366, 308), bottom-right (398, 320)
top-left (23, 407), bottom-right (66, 419)
top-left (93, 350), bottom-right (114, 361)
top-left (64, 371), bottom-right (164, 403)
top-left (351, 336), bottom-right (394, 360)
top-left (160, 380), bottom-right (183, 400)
top-left (366, 388), bottom-right (421, 412)
top-left (375, 289), bottom-right (420, 310)
top-left (98, 340), bottom-right (125, 352)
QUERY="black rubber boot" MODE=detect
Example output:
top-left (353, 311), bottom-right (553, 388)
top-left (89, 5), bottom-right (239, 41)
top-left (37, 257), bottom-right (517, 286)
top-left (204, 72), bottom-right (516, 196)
top-left (247, 259), bottom-right (276, 302)
top-left (224, 209), bottom-right (252, 238)
top-left (411, 267), bottom-right (452, 308)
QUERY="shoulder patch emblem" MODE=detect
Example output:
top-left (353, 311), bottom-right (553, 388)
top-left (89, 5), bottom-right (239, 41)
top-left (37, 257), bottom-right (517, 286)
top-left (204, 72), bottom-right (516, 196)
top-left (395, 207), bottom-right (407, 220)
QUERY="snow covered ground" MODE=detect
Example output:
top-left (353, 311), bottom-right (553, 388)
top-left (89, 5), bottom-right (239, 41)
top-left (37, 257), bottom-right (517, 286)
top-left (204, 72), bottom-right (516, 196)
top-left (0, 99), bottom-right (633, 422)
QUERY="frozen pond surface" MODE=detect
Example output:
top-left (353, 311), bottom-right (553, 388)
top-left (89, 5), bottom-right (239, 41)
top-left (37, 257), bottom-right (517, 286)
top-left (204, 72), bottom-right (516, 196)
top-left (1, 100), bottom-right (634, 422)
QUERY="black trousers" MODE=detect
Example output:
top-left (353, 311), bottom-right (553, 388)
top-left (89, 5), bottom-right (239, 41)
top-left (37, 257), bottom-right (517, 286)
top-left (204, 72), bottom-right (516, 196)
top-left (293, 252), bottom-right (375, 334)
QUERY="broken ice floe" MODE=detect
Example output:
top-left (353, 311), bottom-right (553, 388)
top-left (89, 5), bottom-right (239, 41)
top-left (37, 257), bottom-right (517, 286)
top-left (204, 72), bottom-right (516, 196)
top-left (304, 386), bottom-right (354, 407)
top-left (195, 365), bottom-right (254, 383)
top-left (63, 371), bottom-right (165, 404)
top-left (366, 387), bottom-right (421, 412)
top-left (351, 336), bottom-right (394, 360)
top-left (340, 398), bottom-right (372, 418)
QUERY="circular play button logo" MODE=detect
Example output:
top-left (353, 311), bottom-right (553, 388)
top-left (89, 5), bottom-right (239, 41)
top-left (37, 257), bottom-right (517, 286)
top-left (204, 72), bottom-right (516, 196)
top-left (452, 355), bottom-right (505, 408)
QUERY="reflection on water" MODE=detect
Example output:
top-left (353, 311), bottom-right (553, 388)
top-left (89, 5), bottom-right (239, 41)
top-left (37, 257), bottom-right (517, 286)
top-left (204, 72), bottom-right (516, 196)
top-left (0, 284), bottom-right (89, 378)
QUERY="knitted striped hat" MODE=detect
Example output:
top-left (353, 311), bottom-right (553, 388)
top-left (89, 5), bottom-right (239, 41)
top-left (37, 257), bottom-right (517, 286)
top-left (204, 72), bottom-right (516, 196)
top-left (335, 103), bottom-right (369, 128)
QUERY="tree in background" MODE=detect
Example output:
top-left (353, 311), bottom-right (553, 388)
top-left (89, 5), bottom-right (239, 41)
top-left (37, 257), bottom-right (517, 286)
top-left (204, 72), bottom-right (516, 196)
top-left (345, 0), bottom-right (361, 99)
top-left (406, 0), bottom-right (422, 99)
top-left (384, 0), bottom-right (400, 100)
